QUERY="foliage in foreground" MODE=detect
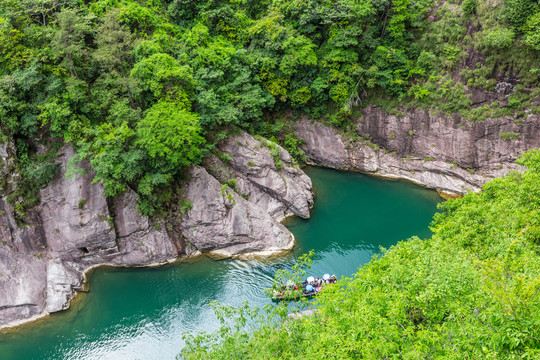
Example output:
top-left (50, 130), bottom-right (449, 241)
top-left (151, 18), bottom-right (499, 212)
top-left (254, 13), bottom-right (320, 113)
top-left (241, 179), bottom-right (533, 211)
top-left (265, 250), bottom-right (314, 300)
top-left (180, 149), bottom-right (540, 359)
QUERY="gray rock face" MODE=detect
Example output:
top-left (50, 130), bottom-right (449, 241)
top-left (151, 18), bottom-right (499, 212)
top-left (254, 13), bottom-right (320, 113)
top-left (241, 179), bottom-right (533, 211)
top-left (358, 106), bottom-right (540, 171)
top-left (207, 132), bottom-right (313, 221)
top-left (39, 146), bottom-right (117, 262)
top-left (294, 119), bottom-right (487, 194)
top-left (111, 188), bottom-right (181, 266)
top-left (294, 107), bottom-right (540, 195)
top-left (45, 259), bottom-right (81, 313)
top-left (180, 166), bottom-right (294, 258)
top-left (0, 246), bottom-right (46, 325)
top-left (0, 146), bottom-right (182, 326)
top-left (0, 130), bottom-right (313, 329)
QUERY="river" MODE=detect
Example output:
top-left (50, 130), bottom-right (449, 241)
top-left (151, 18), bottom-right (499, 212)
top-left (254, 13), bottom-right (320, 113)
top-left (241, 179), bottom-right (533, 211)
top-left (0, 167), bottom-right (441, 359)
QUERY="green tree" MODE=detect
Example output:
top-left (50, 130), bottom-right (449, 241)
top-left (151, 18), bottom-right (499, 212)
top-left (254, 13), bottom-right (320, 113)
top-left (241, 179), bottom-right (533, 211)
top-left (524, 11), bottom-right (540, 50)
top-left (502, 0), bottom-right (535, 31)
top-left (51, 9), bottom-right (92, 80)
top-left (136, 100), bottom-right (204, 171)
top-left (0, 17), bottom-right (32, 73)
top-left (461, 0), bottom-right (477, 15)
top-left (94, 9), bottom-right (139, 108)
top-left (481, 27), bottom-right (515, 49)
top-left (70, 121), bottom-right (145, 197)
top-left (19, 0), bottom-right (76, 27)
top-left (131, 52), bottom-right (194, 106)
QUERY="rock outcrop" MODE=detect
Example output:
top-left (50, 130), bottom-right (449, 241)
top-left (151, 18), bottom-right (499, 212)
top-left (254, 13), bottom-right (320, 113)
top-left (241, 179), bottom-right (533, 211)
top-left (111, 188), bottom-right (184, 265)
top-left (180, 166), bottom-right (294, 259)
top-left (294, 107), bottom-right (540, 195)
top-left (207, 132), bottom-right (313, 221)
top-left (0, 244), bottom-right (46, 326)
top-left (358, 105), bottom-right (540, 172)
top-left (0, 130), bottom-right (314, 329)
top-left (0, 146), bottom-right (184, 323)
top-left (39, 146), bottom-right (117, 263)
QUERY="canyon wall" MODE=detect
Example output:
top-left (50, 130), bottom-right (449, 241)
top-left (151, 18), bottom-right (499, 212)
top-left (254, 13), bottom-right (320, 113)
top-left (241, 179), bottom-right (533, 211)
top-left (0, 132), bottom-right (313, 329)
top-left (294, 107), bottom-right (540, 196)
top-left (2, 103), bottom-right (539, 329)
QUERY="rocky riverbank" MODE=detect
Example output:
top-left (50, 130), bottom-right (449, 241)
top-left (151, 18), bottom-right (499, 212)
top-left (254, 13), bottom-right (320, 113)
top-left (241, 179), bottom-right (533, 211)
top-left (294, 106), bottom-right (540, 196)
top-left (0, 131), bottom-right (312, 329)
top-left (1, 105), bottom-right (539, 330)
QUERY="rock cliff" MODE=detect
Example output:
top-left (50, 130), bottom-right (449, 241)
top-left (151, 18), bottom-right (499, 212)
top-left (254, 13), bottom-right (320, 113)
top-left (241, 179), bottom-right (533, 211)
top-left (180, 166), bottom-right (294, 259)
top-left (0, 132), bottom-right (313, 329)
top-left (294, 107), bottom-right (540, 195)
top-left (208, 132), bottom-right (313, 221)
top-left (1, 104), bottom-right (538, 329)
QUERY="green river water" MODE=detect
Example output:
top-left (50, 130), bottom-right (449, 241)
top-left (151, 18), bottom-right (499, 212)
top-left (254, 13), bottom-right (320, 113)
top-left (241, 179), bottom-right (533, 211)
top-left (0, 167), bottom-right (442, 359)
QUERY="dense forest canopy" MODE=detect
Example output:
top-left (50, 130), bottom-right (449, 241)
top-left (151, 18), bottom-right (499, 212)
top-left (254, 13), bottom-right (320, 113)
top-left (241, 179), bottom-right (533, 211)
top-left (1, 0), bottom-right (540, 217)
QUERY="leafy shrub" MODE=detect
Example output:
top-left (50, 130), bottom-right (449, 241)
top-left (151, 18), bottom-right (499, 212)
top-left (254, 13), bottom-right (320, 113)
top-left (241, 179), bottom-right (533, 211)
top-left (407, 84), bottom-right (430, 100)
top-left (461, 0), bottom-right (477, 15)
top-left (500, 131), bottom-right (519, 140)
top-left (78, 199), bottom-right (87, 209)
top-left (416, 50), bottom-right (437, 71)
top-left (283, 132), bottom-right (306, 164)
top-left (501, 0), bottom-right (535, 31)
top-left (524, 12), bottom-right (540, 50)
top-left (481, 28), bottom-right (515, 49)
top-left (179, 199), bottom-right (193, 215)
top-left (507, 96), bottom-right (521, 108)
top-left (224, 179), bottom-right (237, 192)
top-left (329, 106), bottom-right (352, 128)
top-left (23, 161), bottom-right (60, 189)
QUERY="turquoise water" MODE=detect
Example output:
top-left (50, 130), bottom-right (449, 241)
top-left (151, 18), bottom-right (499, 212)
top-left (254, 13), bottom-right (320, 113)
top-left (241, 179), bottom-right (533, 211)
top-left (0, 167), bottom-right (441, 359)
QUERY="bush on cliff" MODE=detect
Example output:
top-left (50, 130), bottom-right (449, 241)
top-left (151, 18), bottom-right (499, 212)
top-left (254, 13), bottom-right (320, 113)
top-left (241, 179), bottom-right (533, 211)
top-left (180, 149), bottom-right (540, 359)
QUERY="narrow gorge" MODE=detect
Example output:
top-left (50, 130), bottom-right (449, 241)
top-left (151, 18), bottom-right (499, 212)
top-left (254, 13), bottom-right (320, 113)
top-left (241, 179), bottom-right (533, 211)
top-left (1, 104), bottom-right (539, 330)
top-left (2, 0), bottom-right (540, 357)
